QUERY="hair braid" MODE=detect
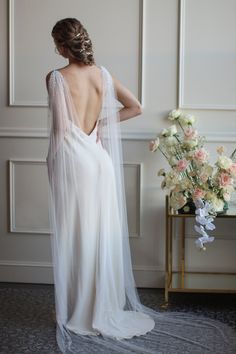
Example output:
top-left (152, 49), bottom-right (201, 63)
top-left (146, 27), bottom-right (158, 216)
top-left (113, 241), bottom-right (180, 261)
top-left (52, 18), bottom-right (95, 65)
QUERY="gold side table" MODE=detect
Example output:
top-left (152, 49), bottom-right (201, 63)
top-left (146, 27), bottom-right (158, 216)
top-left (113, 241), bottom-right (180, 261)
top-left (165, 194), bottom-right (236, 303)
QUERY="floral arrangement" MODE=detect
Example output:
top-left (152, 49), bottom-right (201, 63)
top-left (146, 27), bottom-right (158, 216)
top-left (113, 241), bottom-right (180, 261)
top-left (149, 109), bottom-right (236, 250)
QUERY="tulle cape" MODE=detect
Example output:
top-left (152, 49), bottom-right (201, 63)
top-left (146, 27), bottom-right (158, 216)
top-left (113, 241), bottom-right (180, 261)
top-left (46, 65), bottom-right (236, 353)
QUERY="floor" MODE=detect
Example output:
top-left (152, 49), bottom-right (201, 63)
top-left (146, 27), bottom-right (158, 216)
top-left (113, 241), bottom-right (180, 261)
top-left (0, 283), bottom-right (235, 353)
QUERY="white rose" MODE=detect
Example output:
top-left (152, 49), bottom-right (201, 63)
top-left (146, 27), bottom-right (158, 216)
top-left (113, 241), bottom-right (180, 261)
top-left (165, 179), bottom-right (176, 189)
top-left (170, 192), bottom-right (187, 210)
top-left (168, 125), bottom-right (177, 136)
top-left (161, 125), bottom-right (177, 137)
top-left (165, 136), bottom-right (178, 146)
top-left (222, 185), bottom-right (234, 194)
top-left (186, 114), bottom-right (195, 125)
top-left (199, 164), bottom-right (213, 182)
top-left (181, 177), bottom-right (192, 190)
top-left (179, 114), bottom-right (195, 125)
top-left (169, 156), bottom-right (178, 166)
top-left (211, 197), bottom-right (224, 212)
top-left (168, 109), bottom-right (181, 120)
top-left (186, 151), bottom-right (194, 159)
top-left (165, 171), bottom-right (180, 189)
top-left (183, 139), bottom-right (198, 149)
top-left (205, 191), bottom-right (216, 201)
top-left (161, 128), bottom-right (168, 137)
top-left (223, 192), bottom-right (231, 202)
top-left (203, 164), bottom-right (213, 175)
top-left (217, 156), bottom-right (232, 170)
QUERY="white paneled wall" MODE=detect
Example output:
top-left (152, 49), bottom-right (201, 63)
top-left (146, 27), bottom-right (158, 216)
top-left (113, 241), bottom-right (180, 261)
top-left (0, 0), bottom-right (235, 287)
top-left (179, 0), bottom-right (236, 109)
top-left (9, 159), bottom-right (50, 234)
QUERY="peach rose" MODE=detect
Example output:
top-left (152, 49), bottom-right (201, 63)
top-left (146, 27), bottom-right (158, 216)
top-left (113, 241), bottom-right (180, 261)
top-left (193, 148), bottom-right (209, 164)
top-left (149, 138), bottom-right (160, 152)
top-left (218, 172), bottom-right (233, 187)
top-left (184, 127), bottom-right (198, 140)
top-left (176, 159), bottom-right (188, 172)
top-left (216, 146), bottom-right (225, 155)
top-left (228, 163), bottom-right (236, 177)
top-left (192, 188), bottom-right (206, 200)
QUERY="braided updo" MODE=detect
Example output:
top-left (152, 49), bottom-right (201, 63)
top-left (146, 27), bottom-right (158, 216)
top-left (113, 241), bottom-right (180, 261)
top-left (52, 18), bottom-right (95, 66)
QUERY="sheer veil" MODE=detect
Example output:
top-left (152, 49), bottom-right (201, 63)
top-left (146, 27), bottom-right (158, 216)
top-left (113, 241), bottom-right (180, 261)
top-left (46, 65), bottom-right (236, 353)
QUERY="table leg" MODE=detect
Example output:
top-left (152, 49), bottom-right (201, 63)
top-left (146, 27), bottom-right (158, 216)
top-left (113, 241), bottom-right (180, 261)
top-left (181, 217), bottom-right (185, 288)
top-left (169, 216), bottom-right (173, 287)
top-left (164, 195), bottom-right (169, 304)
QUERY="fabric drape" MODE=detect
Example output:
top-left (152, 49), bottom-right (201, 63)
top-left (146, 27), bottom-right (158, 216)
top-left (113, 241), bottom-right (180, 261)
top-left (46, 65), bottom-right (236, 353)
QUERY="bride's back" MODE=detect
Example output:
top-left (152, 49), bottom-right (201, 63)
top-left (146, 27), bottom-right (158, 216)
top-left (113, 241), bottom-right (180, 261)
top-left (58, 65), bottom-right (103, 135)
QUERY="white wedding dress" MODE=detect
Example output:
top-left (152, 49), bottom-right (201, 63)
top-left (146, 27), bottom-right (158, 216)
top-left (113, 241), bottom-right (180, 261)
top-left (46, 66), bottom-right (236, 353)
top-left (51, 92), bottom-right (154, 339)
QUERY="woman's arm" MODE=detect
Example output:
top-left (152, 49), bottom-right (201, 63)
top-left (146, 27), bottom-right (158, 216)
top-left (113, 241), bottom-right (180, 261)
top-left (112, 75), bottom-right (143, 122)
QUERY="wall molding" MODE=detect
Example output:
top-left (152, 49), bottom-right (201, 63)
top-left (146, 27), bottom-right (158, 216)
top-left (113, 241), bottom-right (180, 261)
top-left (8, 159), bottom-right (142, 238)
top-left (124, 162), bottom-right (142, 238)
top-left (9, 158), bottom-right (50, 234)
top-left (0, 127), bottom-right (49, 138)
top-left (133, 265), bottom-right (162, 272)
top-left (9, 0), bottom-right (145, 107)
top-left (9, 0), bottom-right (14, 106)
top-left (139, 0), bottom-right (144, 105)
top-left (8, 0), bottom-right (47, 106)
top-left (1, 260), bottom-right (234, 275)
top-left (0, 260), bottom-right (52, 268)
top-left (0, 260), bottom-right (163, 272)
top-left (178, 0), bottom-right (236, 111)
top-left (1, 128), bottom-right (236, 142)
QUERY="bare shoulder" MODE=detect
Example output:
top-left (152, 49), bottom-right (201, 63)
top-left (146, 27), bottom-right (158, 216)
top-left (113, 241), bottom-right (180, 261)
top-left (45, 64), bottom-right (68, 91)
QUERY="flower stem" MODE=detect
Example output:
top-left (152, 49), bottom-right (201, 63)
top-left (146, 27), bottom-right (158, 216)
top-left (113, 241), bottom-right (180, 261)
top-left (230, 147), bottom-right (236, 160)
top-left (158, 146), bottom-right (169, 160)
top-left (177, 120), bottom-right (185, 133)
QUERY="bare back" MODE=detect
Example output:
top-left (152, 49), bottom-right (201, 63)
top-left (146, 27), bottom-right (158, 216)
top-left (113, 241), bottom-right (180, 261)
top-left (57, 64), bottom-right (103, 135)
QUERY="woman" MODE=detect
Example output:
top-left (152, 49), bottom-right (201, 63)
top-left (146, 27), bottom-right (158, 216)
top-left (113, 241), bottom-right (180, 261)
top-left (46, 18), bottom-right (236, 354)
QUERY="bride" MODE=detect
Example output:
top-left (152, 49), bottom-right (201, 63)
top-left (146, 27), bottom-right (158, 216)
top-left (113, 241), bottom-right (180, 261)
top-left (46, 18), bottom-right (236, 354)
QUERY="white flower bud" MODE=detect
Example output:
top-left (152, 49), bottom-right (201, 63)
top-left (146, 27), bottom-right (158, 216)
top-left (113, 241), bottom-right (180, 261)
top-left (168, 109), bottom-right (181, 120)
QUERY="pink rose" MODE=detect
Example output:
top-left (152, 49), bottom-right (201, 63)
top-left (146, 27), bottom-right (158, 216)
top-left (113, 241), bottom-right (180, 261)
top-left (218, 172), bottom-right (233, 187)
top-left (228, 163), bottom-right (236, 177)
top-left (193, 148), bottom-right (209, 164)
top-left (184, 127), bottom-right (198, 140)
top-left (192, 188), bottom-right (206, 200)
top-left (176, 159), bottom-right (188, 172)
